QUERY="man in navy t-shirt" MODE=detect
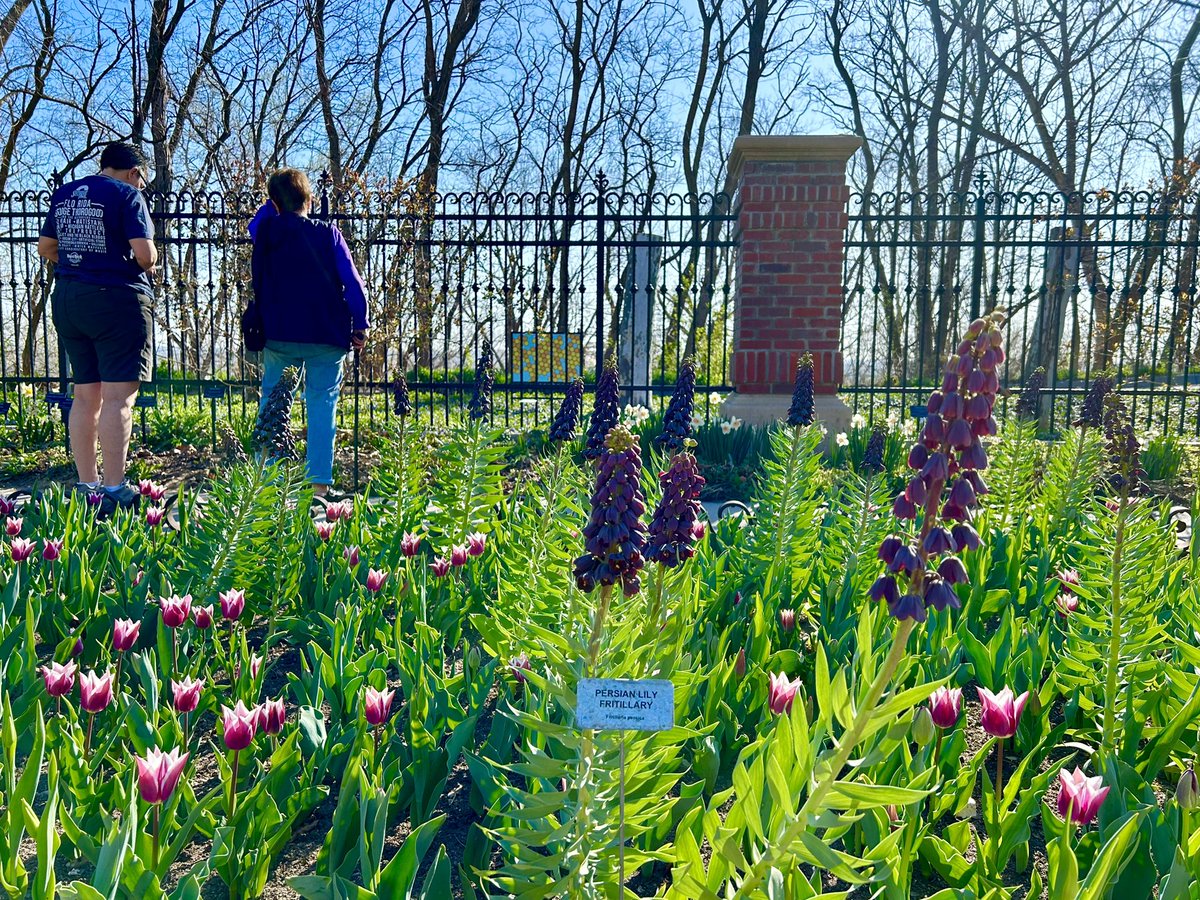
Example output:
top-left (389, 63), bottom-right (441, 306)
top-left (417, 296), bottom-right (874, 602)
top-left (37, 141), bottom-right (159, 512)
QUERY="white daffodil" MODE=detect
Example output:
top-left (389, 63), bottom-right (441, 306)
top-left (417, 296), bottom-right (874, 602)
top-left (720, 421), bottom-right (732, 434)
top-left (708, 391), bottom-right (723, 406)
top-left (850, 413), bottom-right (866, 430)
top-left (690, 415), bottom-right (703, 428)
top-left (730, 416), bottom-right (742, 430)
top-left (835, 432), bottom-right (849, 447)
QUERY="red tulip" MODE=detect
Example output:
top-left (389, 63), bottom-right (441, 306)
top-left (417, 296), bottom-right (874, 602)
top-left (400, 532), bottom-right (421, 557)
top-left (79, 669), bottom-right (114, 714)
top-left (160, 594), bottom-right (192, 629)
top-left (430, 557), bottom-right (450, 577)
top-left (172, 677), bottom-right (203, 713)
top-left (5, 517), bottom-right (22, 536)
top-left (41, 539), bottom-right (63, 561)
top-left (928, 686), bottom-right (963, 729)
top-left (192, 605), bottom-right (214, 629)
top-left (979, 686), bottom-right (1029, 739)
top-left (41, 660), bottom-right (77, 697)
top-left (364, 685), bottom-right (395, 725)
top-left (767, 672), bottom-right (801, 715)
top-left (1056, 767), bottom-right (1109, 826)
top-left (9, 538), bottom-right (34, 563)
top-left (136, 746), bottom-right (189, 804)
top-left (219, 589), bottom-right (245, 621)
top-left (113, 618), bottom-right (141, 651)
top-left (220, 701), bottom-right (259, 750)
top-left (466, 532), bottom-right (486, 557)
top-left (258, 697), bottom-right (286, 735)
top-left (366, 569), bottom-right (388, 592)
top-left (138, 479), bottom-right (155, 496)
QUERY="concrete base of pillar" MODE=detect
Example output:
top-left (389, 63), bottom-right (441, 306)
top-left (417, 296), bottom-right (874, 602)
top-left (722, 392), bottom-right (852, 434)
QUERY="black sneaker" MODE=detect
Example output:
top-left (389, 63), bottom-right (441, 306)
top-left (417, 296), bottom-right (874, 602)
top-left (98, 483), bottom-right (141, 518)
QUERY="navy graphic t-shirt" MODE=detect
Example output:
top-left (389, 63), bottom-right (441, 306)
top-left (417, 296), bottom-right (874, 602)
top-left (39, 174), bottom-right (155, 297)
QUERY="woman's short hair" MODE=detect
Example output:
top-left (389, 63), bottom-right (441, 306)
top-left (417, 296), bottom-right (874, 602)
top-left (267, 169), bottom-right (312, 213)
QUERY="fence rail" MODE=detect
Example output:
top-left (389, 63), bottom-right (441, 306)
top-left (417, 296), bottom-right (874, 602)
top-left (842, 181), bottom-right (1200, 434)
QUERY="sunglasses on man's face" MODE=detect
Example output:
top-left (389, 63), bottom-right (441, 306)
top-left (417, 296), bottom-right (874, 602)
top-left (131, 167), bottom-right (148, 189)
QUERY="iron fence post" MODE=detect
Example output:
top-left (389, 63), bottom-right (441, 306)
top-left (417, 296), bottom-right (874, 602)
top-left (595, 171), bottom-right (607, 374)
top-left (971, 174), bottom-right (987, 321)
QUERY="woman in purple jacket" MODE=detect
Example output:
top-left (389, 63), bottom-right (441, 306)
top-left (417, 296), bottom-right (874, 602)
top-left (250, 169), bottom-right (369, 496)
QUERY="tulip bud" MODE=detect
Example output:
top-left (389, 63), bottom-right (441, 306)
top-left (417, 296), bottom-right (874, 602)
top-left (911, 707), bottom-right (936, 746)
top-left (467, 645), bottom-right (482, 672)
top-left (1177, 766), bottom-right (1198, 809)
top-left (734, 647), bottom-right (746, 680)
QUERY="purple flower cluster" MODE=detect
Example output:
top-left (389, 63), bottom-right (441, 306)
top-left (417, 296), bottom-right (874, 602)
top-left (1015, 367), bottom-right (1045, 420)
top-left (1074, 373), bottom-right (1113, 429)
top-left (1103, 394), bottom-right (1143, 492)
top-left (573, 424), bottom-right (647, 596)
top-left (871, 313), bottom-right (1005, 622)
top-left (468, 339), bottom-right (495, 422)
top-left (549, 378), bottom-right (585, 443)
top-left (655, 358), bottom-right (696, 451)
top-left (786, 353), bottom-right (815, 428)
top-left (861, 424), bottom-right (887, 474)
top-left (646, 451), bottom-right (706, 567)
top-left (584, 360), bottom-right (621, 460)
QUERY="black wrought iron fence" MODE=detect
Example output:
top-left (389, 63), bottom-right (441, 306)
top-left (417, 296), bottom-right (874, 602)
top-left (842, 180), bottom-right (1200, 434)
top-left (0, 175), bottom-right (739, 446)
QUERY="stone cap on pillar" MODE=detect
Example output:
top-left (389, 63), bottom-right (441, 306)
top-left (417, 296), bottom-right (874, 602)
top-left (728, 135), bottom-right (864, 183)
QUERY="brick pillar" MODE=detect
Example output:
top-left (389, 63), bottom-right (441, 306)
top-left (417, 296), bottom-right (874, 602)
top-left (723, 135), bottom-right (861, 428)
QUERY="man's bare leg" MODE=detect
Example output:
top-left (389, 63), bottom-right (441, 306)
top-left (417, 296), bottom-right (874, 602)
top-left (99, 381), bottom-right (139, 486)
top-left (69, 382), bottom-right (102, 484)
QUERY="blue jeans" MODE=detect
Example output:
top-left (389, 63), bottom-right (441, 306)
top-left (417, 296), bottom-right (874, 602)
top-left (260, 341), bottom-right (346, 485)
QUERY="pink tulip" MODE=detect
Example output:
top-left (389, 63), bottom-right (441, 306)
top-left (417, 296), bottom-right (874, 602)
top-left (41, 660), bottom-right (77, 697)
top-left (466, 532), bottom-right (486, 557)
top-left (136, 746), bottom-right (189, 804)
top-left (366, 569), bottom-right (388, 592)
top-left (0, 497), bottom-right (12, 516)
top-left (1055, 568), bottom-right (1080, 594)
top-left (1056, 767), bottom-right (1110, 826)
top-left (42, 539), bottom-right (63, 561)
top-left (430, 557), bottom-right (450, 578)
top-left (979, 686), bottom-right (1029, 739)
top-left (734, 647), bottom-right (747, 679)
top-left (5, 517), bottom-right (22, 536)
top-left (79, 669), bottom-right (114, 714)
top-left (113, 618), bottom-right (141, 652)
top-left (450, 544), bottom-right (469, 567)
top-left (364, 685), bottom-right (395, 726)
top-left (220, 701), bottom-right (260, 750)
top-left (219, 589), bottom-right (245, 621)
top-left (1056, 595), bottom-right (1080, 616)
top-left (172, 677), bottom-right (203, 713)
top-left (192, 605), bottom-right (214, 629)
top-left (131, 568), bottom-right (144, 587)
top-left (70, 634), bottom-right (84, 657)
top-left (86, 491), bottom-right (103, 507)
top-left (691, 520), bottom-right (707, 541)
top-left (315, 520), bottom-right (336, 541)
top-left (9, 538), bottom-right (34, 563)
top-left (928, 686), bottom-right (963, 729)
top-left (779, 609), bottom-right (795, 632)
top-left (160, 594), bottom-right (192, 628)
top-left (344, 545), bottom-right (360, 567)
top-left (767, 672), bottom-right (801, 715)
top-left (148, 484), bottom-right (167, 503)
top-left (249, 654), bottom-right (263, 679)
top-left (326, 500), bottom-right (352, 521)
top-left (400, 532), bottom-right (421, 558)
top-left (145, 507), bottom-right (165, 527)
top-left (509, 652), bottom-right (531, 683)
top-left (138, 479), bottom-right (155, 496)
top-left (259, 698), bottom-right (286, 735)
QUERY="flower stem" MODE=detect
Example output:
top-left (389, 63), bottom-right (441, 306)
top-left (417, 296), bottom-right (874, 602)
top-left (539, 443), bottom-right (565, 539)
top-left (152, 804), bottom-right (160, 872)
top-left (993, 737), bottom-right (1005, 873)
top-left (1101, 492), bottom-right (1130, 751)
top-left (85, 713), bottom-right (94, 757)
top-left (765, 425), bottom-right (803, 598)
top-left (733, 617), bottom-right (917, 897)
top-left (228, 749), bottom-right (239, 820)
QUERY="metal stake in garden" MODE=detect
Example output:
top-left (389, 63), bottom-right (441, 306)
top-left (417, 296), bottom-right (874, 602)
top-left (577, 677), bottom-right (674, 889)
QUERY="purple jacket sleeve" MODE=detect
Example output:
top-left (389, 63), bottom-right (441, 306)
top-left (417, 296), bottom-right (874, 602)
top-left (331, 225), bottom-right (369, 330)
top-left (248, 201), bottom-right (275, 241)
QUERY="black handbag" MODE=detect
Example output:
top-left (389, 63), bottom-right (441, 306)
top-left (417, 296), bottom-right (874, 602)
top-left (241, 301), bottom-right (266, 352)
